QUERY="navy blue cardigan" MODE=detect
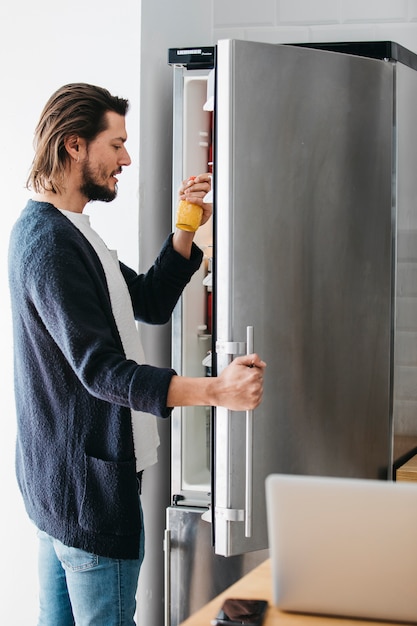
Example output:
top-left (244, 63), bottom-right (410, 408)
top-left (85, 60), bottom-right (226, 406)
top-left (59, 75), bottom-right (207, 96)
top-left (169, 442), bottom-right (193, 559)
top-left (8, 200), bottom-right (203, 559)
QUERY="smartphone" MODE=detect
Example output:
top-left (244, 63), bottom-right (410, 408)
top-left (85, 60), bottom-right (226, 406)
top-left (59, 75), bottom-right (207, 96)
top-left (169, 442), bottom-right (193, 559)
top-left (211, 598), bottom-right (268, 625)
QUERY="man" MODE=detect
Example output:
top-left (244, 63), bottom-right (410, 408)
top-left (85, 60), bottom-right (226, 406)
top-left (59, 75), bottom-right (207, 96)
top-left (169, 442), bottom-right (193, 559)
top-left (8, 83), bottom-right (265, 626)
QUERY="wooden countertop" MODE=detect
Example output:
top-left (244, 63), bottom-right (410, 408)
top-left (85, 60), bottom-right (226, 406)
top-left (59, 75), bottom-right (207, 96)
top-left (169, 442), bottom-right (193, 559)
top-left (179, 559), bottom-right (406, 626)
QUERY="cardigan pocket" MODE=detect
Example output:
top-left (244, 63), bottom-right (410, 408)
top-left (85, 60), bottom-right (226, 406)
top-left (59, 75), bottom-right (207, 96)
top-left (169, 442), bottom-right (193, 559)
top-left (79, 454), bottom-right (141, 536)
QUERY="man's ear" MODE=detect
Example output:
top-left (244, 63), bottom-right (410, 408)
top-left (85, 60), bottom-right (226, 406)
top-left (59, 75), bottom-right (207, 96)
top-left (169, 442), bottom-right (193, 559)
top-left (64, 135), bottom-right (85, 162)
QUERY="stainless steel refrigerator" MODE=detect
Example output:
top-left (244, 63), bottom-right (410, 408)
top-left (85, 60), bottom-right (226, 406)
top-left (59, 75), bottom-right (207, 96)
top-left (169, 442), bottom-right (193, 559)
top-left (165, 40), bottom-right (417, 626)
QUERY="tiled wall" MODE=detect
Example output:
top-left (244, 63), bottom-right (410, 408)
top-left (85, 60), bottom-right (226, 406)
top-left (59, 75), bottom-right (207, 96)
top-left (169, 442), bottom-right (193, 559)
top-left (213, 0), bottom-right (417, 53)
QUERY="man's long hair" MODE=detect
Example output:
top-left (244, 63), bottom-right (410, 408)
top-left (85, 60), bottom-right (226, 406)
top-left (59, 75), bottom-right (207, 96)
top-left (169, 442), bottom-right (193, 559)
top-left (27, 83), bottom-right (129, 194)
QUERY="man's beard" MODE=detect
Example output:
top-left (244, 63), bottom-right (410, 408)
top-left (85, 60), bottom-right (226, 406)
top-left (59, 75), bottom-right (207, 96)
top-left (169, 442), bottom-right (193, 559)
top-left (80, 161), bottom-right (118, 203)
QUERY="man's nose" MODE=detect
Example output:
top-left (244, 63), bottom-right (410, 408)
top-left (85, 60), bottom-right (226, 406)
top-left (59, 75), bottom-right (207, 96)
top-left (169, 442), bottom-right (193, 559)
top-left (121, 146), bottom-right (131, 166)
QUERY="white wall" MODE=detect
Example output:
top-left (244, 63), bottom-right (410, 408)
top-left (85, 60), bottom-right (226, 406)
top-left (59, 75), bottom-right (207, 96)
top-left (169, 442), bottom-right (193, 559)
top-left (0, 2), bottom-right (142, 623)
top-left (1, 0), bottom-right (417, 624)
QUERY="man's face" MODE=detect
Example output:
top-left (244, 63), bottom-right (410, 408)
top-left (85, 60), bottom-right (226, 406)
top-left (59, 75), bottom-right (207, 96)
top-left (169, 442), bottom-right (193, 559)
top-left (80, 111), bottom-right (131, 202)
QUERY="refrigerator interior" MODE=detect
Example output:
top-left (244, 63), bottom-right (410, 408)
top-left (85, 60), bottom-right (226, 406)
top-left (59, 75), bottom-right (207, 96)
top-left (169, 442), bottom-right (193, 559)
top-left (171, 69), bottom-right (214, 504)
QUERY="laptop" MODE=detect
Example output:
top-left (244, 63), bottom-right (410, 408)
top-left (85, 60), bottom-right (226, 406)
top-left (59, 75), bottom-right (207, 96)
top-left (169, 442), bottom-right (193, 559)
top-left (265, 473), bottom-right (417, 624)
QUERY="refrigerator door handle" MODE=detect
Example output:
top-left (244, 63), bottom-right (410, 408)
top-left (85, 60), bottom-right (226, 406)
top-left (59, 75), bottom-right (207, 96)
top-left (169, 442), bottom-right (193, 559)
top-left (245, 326), bottom-right (254, 537)
top-left (163, 528), bottom-right (171, 626)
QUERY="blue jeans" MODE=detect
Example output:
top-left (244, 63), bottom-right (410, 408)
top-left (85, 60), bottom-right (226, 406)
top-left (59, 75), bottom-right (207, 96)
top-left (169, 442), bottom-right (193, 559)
top-left (37, 516), bottom-right (144, 626)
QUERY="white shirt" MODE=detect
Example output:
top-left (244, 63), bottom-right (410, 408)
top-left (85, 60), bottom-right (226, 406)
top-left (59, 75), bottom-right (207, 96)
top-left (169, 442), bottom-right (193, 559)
top-left (59, 209), bottom-right (160, 472)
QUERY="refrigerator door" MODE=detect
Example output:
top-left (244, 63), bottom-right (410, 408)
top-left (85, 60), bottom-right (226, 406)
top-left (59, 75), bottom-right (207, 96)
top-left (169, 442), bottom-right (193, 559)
top-left (214, 40), bottom-right (394, 556)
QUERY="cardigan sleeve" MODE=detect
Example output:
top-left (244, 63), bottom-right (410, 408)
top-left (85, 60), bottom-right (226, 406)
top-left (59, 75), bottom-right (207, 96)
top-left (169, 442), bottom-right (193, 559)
top-left (120, 234), bottom-right (203, 324)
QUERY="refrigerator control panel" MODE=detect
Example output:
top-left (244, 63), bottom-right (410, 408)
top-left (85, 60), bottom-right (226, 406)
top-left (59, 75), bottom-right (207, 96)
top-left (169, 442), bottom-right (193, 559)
top-left (168, 46), bottom-right (215, 70)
